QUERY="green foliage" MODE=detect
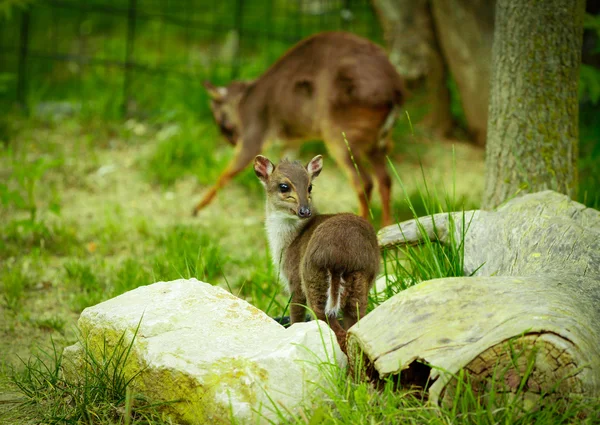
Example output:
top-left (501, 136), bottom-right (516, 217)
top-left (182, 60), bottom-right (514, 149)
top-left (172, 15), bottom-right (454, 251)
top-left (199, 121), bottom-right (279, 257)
top-left (110, 258), bottom-right (153, 298)
top-left (0, 219), bottom-right (80, 259)
top-left (12, 340), bottom-right (63, 403)
top-left (144, 119), bottom-right (228, 187)
top-left (371, 159), bottom-right (476, 309)
top-left (0, 0), bottom-right (36, 20)
top-left (31, 315), bottom-right (66, 333)
top-left (1, 261), bottom-right (31, 312)
top-left (447, 75), bottom-right (468, 130)
top-left (579, 64), bottom-right (600, 105)
top-left (578, 12), bottom-right (600, 105)
top-left (0, 0), bottom-right (381, 120)
top-left (579, 13), bottom-right (600, 208)
top-left (0, 142), bottom-right (78, 261)
top-left (579, 107), bottom-right (600, 208)
top-left (153, 225), bottom-right (225, 282)
top-left (584, 12), bottom-right (600, 40)
top-left (64, 260), bottom-right (105, 312)
top-left (0, 72), bottom-right (16, 95)
top-left (0, 146), bottom-right (62, 221)
top-left (233, 247), bottom-right (290, 319)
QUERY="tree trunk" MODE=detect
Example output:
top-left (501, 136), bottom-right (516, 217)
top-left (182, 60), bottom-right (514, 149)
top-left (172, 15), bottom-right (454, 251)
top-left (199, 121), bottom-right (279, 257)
top-left (430, 0), bottom-right (495, 146)
top-left (372, 0), bottom-right (455, 138)
top-left (350, 191), bottom-right (600, 406)
top-left (482, 0), bottom-right (584, 210)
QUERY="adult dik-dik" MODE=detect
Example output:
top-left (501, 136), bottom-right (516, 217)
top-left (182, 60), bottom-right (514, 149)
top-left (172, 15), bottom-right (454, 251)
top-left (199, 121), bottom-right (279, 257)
top-left (193, 31), bottom-right (405, 226)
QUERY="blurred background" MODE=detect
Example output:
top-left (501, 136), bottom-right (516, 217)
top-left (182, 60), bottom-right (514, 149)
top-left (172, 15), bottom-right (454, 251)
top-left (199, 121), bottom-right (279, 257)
top-left (1, 1), bottom-right (598, 199)
top-left (0, 0), bottom-right (382, 118)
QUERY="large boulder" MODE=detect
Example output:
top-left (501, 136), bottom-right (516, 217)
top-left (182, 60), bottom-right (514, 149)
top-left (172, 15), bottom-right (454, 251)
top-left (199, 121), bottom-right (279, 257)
top-left (62, 279), bottom-right (346, 424)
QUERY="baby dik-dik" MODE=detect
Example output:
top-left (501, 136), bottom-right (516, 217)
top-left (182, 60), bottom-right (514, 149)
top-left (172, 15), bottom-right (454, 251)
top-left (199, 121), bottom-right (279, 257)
top-left (254, 154), bottom-right (380, 350)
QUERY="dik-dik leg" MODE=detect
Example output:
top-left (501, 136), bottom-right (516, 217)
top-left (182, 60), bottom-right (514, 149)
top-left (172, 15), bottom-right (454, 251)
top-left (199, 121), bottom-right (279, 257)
top-left (341, 271), bottom-right (371, 331)
top-left (192, 130), bottom-right (264, 216)
top-left (302, 268), bottom-right (347, 349)
top-left (290, 288), bottom-right (308, 325)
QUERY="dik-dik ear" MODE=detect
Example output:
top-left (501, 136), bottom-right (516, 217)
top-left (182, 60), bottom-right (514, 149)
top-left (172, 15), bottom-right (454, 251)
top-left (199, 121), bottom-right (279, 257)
top-left (254, 155), bottom-right (274, 186)
top-left (306, 155), bottom-right (323, 180)
top-left (203, 81), bottom-right (227, 100)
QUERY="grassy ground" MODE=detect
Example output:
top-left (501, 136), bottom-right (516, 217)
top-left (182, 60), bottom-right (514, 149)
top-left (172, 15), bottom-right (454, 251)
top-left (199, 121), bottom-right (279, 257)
top-left (2, 111), bottom-right (599, 424)
top-left (0, 111), bottom-right (486, 421)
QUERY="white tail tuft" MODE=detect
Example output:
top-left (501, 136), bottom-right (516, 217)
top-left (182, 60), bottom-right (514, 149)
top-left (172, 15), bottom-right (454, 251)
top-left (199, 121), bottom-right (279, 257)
top-left (325, 271), bottom-right (344, 317)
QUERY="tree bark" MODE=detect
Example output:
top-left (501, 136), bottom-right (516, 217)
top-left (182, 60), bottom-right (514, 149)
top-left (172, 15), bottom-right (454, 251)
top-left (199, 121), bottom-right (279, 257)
top-left (430, 0), bottom-right (495, 146)
top-left (350, 191), bottom-right (600, 406)
top-left (372, 0), bottom-right (455, 138)
top-left (482, 0), bottom-right (584, 210)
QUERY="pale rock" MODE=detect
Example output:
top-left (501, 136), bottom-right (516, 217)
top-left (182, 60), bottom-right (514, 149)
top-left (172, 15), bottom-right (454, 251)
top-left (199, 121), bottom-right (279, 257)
top-left (62, 279), bottom-right (346, 424)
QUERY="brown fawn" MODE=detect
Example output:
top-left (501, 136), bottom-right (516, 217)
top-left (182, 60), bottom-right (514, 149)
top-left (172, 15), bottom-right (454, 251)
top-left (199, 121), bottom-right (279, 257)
top-left (193, 31), bottom-right (405, 226)
top-left (254, 154), bottom-right (380, 350)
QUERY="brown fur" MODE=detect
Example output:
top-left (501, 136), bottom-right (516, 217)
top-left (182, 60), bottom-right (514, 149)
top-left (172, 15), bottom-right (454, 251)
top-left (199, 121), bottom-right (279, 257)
top-left (254, 155), bottom-right (380, 351)
top-left (194, 31), bottom-right (405, 226)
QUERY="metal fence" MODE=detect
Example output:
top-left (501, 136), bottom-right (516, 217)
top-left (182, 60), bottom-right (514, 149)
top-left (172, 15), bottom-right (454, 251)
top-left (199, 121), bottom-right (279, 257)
top-left (0, 0), bottom-right (382, 118)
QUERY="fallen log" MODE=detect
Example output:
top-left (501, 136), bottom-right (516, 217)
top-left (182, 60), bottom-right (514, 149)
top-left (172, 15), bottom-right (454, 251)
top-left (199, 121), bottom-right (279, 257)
top-left (348, 191), bottom-right (600, 406)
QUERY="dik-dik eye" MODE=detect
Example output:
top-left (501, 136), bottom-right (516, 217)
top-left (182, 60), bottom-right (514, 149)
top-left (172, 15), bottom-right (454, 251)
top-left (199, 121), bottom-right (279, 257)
top-left (308, 184), bottom-right (313, 193)
top-left (279, 183), bottom-right (290, 193)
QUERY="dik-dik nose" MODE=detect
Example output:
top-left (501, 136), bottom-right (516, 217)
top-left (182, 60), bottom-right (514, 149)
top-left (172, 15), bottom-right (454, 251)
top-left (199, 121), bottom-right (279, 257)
top-left (298, 206), bottom-right (312, 218)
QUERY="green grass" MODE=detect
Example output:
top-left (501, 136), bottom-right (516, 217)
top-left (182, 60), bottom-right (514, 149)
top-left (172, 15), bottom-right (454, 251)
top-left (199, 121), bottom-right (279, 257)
top-left (143, 117), bottom-right (229, 187)
top-left (0, 109), bottom-right (597, 424)
top-left (232, 246), bottom-right (291, 319)
top-left (1, 262), bottom-right (31, 313)
top-left (11, 327), bottom-right (171, 424)
top-left (152, 224), bottom-right (226, 282)
top-left (58, 224), bottom-right (228, 313)
top-left (290, 357), bottom-right (600, 425)
top-left (0, 219), bottom-right (81, 259)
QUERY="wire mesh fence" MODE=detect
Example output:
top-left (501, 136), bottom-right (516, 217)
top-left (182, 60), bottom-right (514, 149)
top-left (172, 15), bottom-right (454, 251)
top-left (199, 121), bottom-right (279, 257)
top-left (0, 0), bottom-right (382, 118)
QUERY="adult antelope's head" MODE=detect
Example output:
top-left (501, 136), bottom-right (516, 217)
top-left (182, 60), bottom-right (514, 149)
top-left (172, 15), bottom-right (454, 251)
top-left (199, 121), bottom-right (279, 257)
top-left (204, 80), bottom-right (248, 146)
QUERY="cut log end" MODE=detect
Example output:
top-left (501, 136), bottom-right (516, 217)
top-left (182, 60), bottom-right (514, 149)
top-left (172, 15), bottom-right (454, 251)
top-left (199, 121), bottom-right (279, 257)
top-left (440, 333), bottom-right (585, 408)
top-left (348, 331), bottom-right (586, 410)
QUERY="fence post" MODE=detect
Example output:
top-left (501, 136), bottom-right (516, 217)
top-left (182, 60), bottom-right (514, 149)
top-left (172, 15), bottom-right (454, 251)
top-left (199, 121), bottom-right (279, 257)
top-left (122, 0), bottom-right (137, 117)
top-left (341, 0), bottom-right (351, 30)
top-left (295, 0), bottom-right (302, 41)
top-left (17, 10), bottom-right (30, 113)
top-left (231, 0), bottom-right (244, 79)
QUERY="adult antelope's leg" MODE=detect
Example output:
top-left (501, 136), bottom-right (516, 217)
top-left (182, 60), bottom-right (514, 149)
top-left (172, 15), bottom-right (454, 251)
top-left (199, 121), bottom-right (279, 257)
top-left (192, 137), bottom-right (262, 216)
top-left (326, 135), bottom-right (373, 220)
top-left (368, 144), bottom-right (393, 227)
